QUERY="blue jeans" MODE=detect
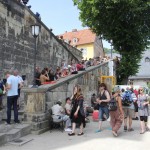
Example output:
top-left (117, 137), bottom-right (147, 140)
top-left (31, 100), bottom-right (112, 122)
top-left (99, 106), bottom-right (109, 121)
top-left (7, 95), bottom-right (19, 124)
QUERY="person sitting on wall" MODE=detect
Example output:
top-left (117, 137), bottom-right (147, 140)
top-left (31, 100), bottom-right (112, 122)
top-left (40, 70), bottom-right (49, 84)
top-left (61, 67), bottom-right (70, 77)
top-left (76, 61), bottom-right (85, 71)
top-left (52, 101), bottom-right (72, 132)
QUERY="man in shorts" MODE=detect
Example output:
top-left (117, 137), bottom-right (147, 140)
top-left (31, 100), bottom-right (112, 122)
top-left (122, 87), bottom-right (137, 132)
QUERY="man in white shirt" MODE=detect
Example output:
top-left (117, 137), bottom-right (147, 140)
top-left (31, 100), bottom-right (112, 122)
top-left (51, 100), bottom-right (71, 132)
top-left (13, 70), bottom-right (24, 109)
top-left (5, 71), bottom-right (22, 124)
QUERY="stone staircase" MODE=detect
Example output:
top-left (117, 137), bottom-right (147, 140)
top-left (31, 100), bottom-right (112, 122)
top-left (0, 108), bottom-right (31, 146)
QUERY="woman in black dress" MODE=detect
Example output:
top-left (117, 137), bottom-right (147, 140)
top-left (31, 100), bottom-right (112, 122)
top-left (68, 85), bottom-right (85, 136)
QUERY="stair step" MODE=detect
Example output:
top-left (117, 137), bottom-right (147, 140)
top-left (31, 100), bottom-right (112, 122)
top-left (0, 123), bottom-right (31, 146)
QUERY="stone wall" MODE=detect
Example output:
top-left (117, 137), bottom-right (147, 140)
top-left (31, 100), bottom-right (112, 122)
top-left (0, 0), bottom-right (82, 84)
top-left (22, 62), bottom-right (110, 134)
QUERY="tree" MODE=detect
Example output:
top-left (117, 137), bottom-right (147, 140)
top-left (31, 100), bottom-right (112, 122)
top-left (73, 0), bottom-right (150, 84)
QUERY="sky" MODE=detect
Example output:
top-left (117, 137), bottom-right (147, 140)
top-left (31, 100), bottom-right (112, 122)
top-left (28, 0), bottom-right (111, 48)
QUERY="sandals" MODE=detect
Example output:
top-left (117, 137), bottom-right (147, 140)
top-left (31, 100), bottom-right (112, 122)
top-left (112, 131), bottom-right (118, 137)
top-left (68, 132), bottom-right (84, 136)
top-left (78, 132), bottom-right (84, 136)
top-left (140, 131), bottom-right (145, 134)
top-left (95, 129), bottom-right (101, 133)
top-left (68, 132), bottom-right (75, 136)
top-left (128, 128), bottom-right (134, 132)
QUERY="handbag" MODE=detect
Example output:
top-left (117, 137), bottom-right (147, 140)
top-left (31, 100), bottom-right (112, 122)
top-left (108, 97), bottom-right (117, 111)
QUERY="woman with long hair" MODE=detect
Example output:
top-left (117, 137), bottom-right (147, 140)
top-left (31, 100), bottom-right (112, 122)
top-left (96, 83), bottom-right (110, 132)
top-left (68, 85), bottom-right (85, 136)
top-left (137, 87), bottom-right (149, 134)
top-left (109, 88), bottom-right (124, 137)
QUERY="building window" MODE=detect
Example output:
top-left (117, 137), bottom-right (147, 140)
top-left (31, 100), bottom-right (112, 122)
top-left (72, 37), bottom-right (78, 44)
top-left (81, 48), bottom-right (87, 57)
top-left (145, 57), bottom-right (150, 62)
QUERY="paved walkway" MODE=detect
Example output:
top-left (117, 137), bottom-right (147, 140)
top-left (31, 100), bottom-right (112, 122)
top-left (0, 117), bottom-right (150, 150)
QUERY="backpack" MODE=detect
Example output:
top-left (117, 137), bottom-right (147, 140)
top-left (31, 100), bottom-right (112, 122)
top-left (108, 97), bottom-right (117, 111)
top-left (122, 91), bottom-right (133, 106)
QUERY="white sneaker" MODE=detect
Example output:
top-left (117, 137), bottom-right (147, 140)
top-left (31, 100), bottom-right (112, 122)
top-left (64, 128), bottom-right (72, 132)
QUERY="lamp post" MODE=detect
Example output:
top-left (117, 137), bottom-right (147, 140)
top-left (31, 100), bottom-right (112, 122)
top-left (110, 40), bottom-right (113, 59)
top-left (31, 24), bottom-right (40, 87)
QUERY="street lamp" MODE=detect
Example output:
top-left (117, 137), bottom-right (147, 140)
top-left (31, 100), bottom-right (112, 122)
top-left (31, 24), bottom-right (40, 87)
top-left (110, 40), bottom-right (113, 59)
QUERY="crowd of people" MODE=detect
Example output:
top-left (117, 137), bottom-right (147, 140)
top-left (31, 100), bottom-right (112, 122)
top-left (51, 83), bottom-right (150, 137)
top-left (35, 56), bottom-right (112, 86)
top-left (91, 83), bottom-right (150, 136)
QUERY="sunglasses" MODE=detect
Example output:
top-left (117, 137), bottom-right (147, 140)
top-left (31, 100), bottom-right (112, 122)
top-left (139, 89), bottom-right (143, 91)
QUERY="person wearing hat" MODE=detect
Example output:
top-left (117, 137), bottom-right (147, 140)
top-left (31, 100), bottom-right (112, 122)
top-left (51, 100), bottom-right (71, 132)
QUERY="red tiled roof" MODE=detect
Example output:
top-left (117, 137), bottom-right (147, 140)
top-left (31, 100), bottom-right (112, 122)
top-left (58, 29), bottom-right (96, 46)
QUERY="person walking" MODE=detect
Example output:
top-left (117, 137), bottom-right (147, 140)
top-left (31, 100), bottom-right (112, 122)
top-left (137, 87), bottom-right (150, 134)
top-left (68, 85), bottom-right (85, 136)
top-left (96, 83), bottom-right (110, 132)
top-left (109, 89), bottom-right (124, 137)
top-left (5, 71), bottom-right (22, 124)
top-left (122, 87), bottom-right (136, 132)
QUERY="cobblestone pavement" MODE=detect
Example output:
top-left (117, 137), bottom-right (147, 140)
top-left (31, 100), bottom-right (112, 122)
top-left (0, 117), bottom-right (150, 150)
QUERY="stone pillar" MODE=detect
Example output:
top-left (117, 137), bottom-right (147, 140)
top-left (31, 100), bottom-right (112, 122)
top-left (23, 88), bottom-right (50, 134)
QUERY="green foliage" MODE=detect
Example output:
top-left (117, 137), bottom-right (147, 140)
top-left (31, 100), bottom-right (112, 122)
top-left (73, 0), bottom-right (150, 84)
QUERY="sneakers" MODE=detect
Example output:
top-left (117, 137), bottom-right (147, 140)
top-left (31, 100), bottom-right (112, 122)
top-left (5, 122), bottom-right (11, 125)
top-left (64, 128), bottom-right (72, 132)
top-left (14, 120), bottom-right (21, 124)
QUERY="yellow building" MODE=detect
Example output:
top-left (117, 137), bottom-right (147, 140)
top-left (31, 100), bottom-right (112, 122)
top-left (59, 29), bottom-right (104, 60)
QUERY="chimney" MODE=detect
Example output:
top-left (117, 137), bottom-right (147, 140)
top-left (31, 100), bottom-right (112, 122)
top-left (72, 29), bottom-right (77, 32)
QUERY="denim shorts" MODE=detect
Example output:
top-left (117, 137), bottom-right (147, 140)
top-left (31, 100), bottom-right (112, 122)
top-left (99, 106), bottom-right (109, 121)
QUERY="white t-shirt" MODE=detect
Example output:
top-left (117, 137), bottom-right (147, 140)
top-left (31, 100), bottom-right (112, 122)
top-left (17, 75), bottom-right (23, 83)
top-left (65, 103), bottom-right (71, 111)
top-left (51, 104), bottom-right (64, 116)
top-left (7, 75), bottom-right (20, 96)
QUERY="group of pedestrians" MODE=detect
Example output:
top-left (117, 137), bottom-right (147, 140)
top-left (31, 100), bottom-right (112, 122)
top-left (94, 83), bottom-right (150, 136)
top-left (51, 83), bottom-right (149, 137)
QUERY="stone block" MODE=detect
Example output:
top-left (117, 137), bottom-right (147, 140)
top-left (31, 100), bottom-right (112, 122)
top-left (6, 129), bottom-right (21, 142)
top-left (25, 92), bottom-right (45, 113)
top-left (0, 133), bottom-right (7, 145)
top-left (23, 113), bottom-right (48, 123)
top-left (31, 120), bottom-right (49, 131)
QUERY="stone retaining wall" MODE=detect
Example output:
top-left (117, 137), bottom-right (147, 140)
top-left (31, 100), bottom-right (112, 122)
top-left (0, 0), bottom-right (82, 84)
top-left (22, 62), bottom-right (110, 134)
